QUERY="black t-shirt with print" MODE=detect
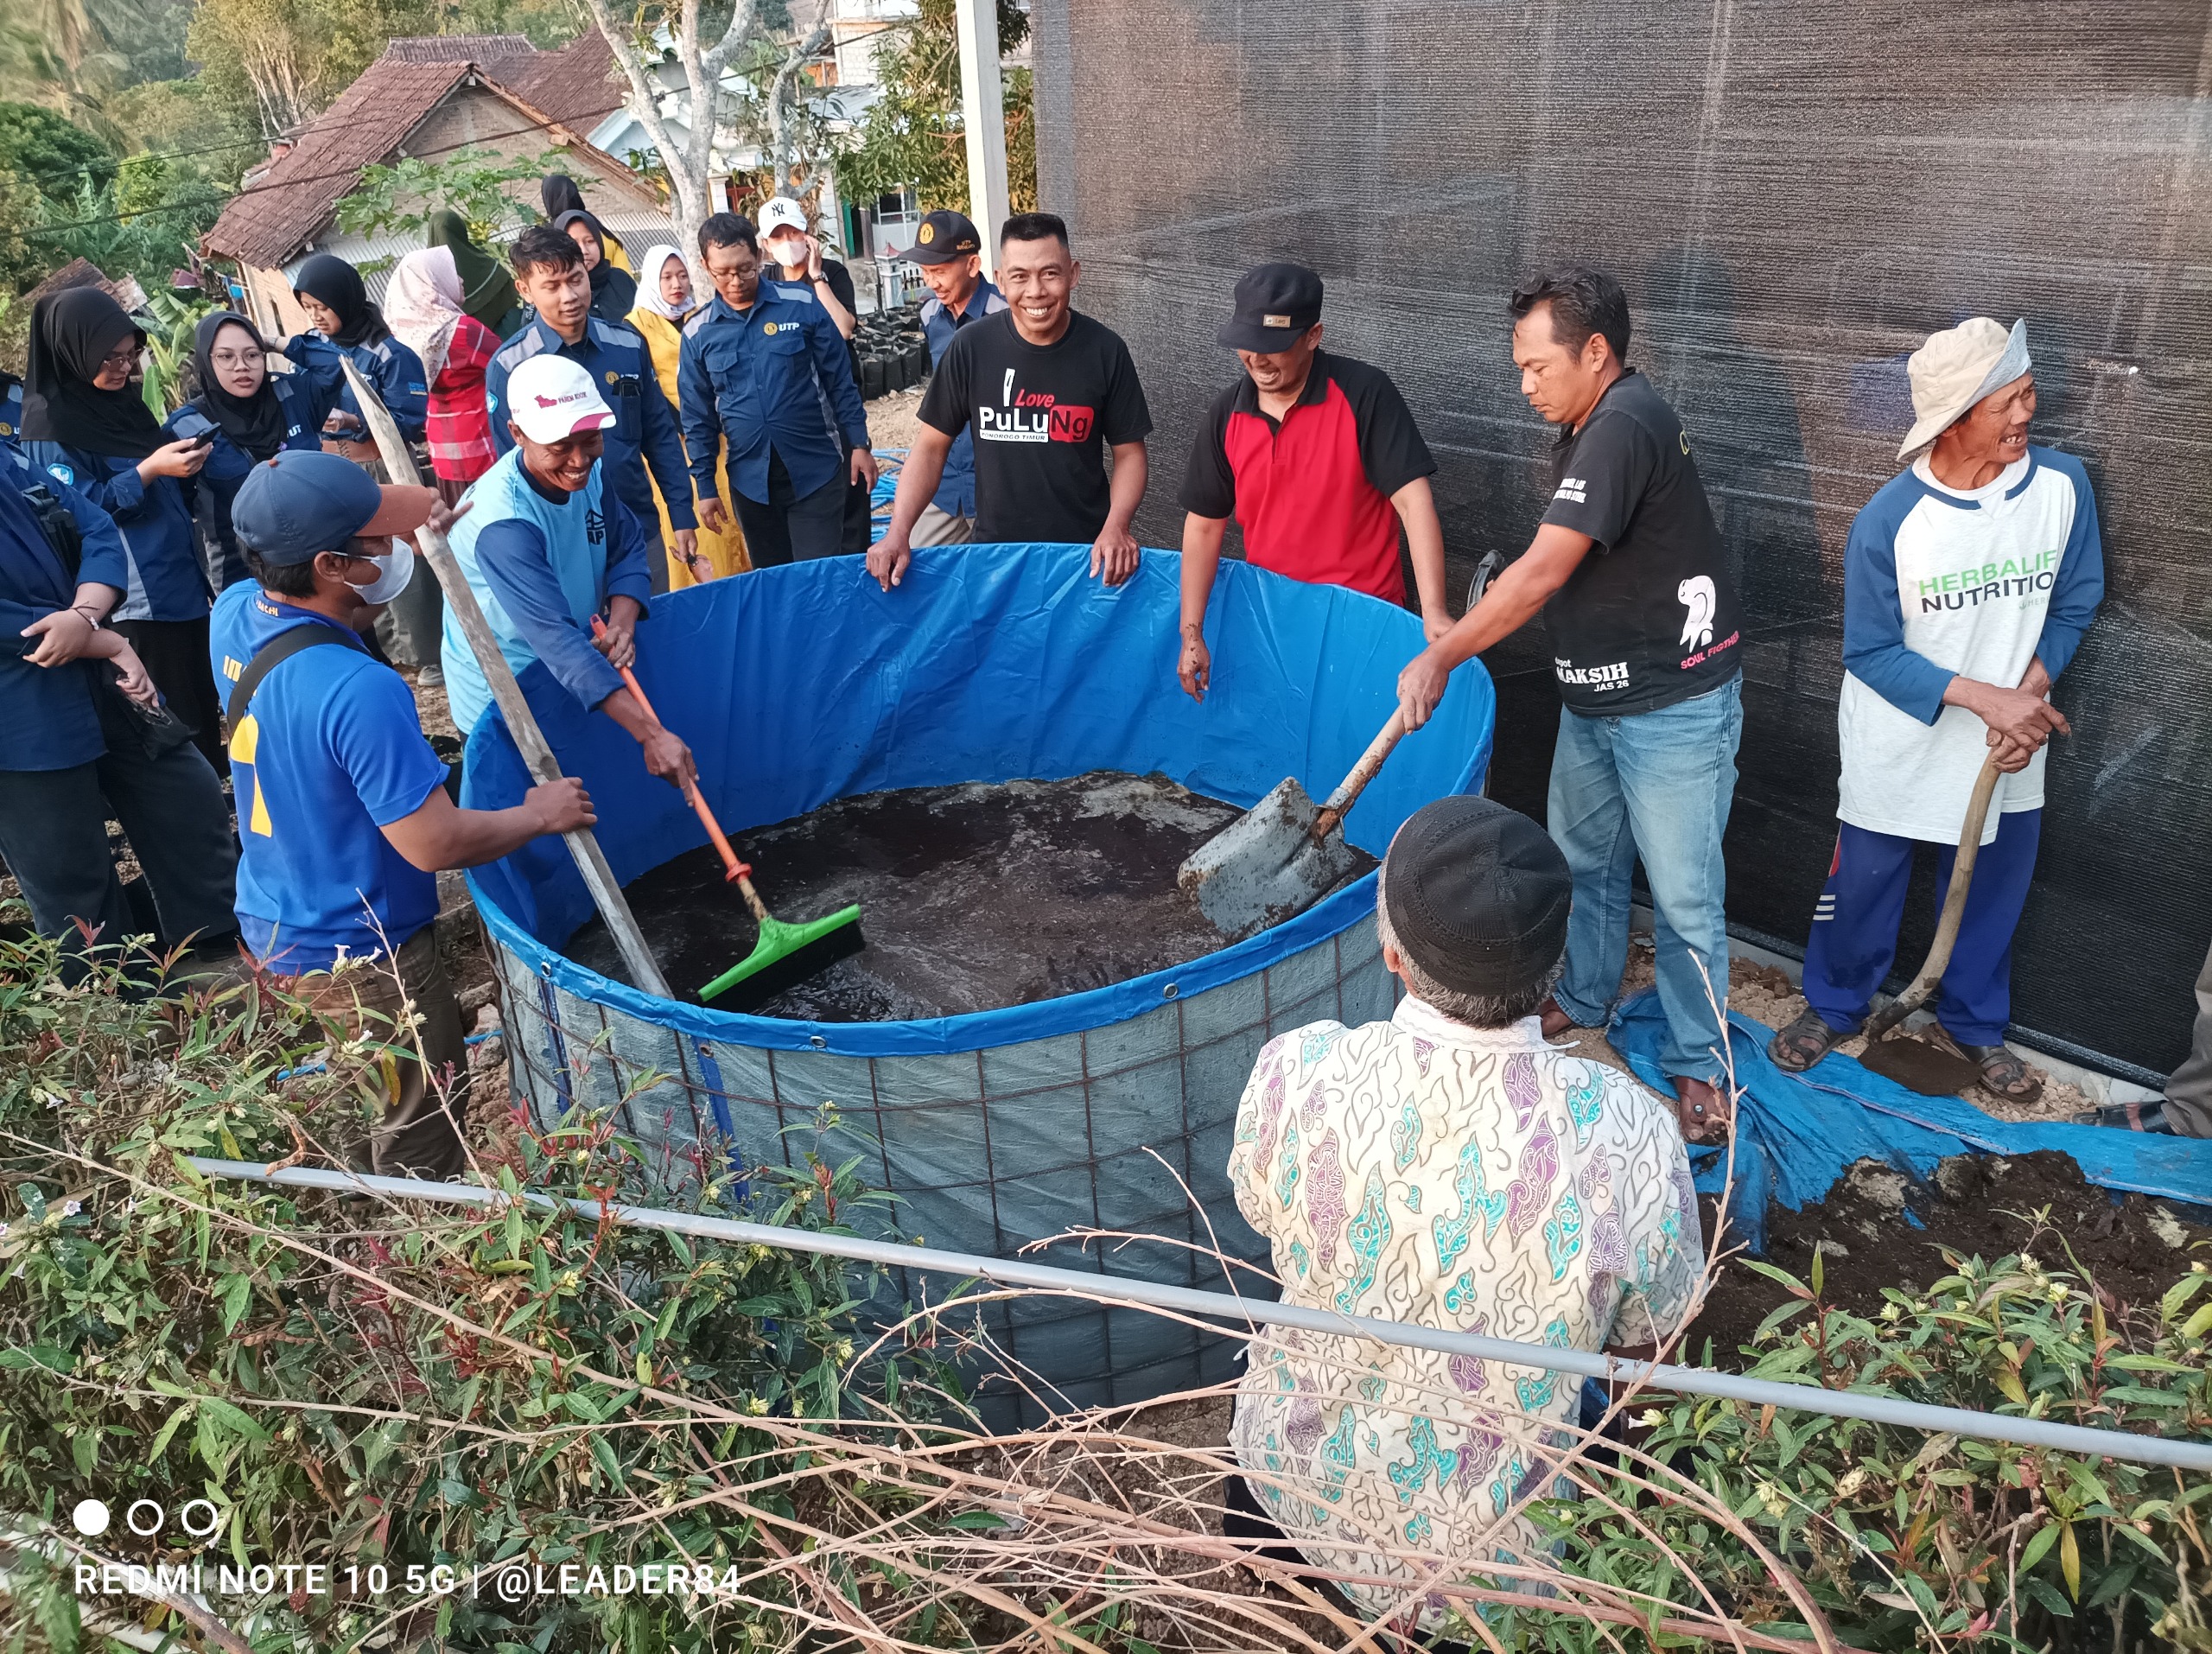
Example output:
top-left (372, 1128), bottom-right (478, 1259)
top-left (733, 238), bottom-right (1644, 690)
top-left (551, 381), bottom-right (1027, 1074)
top-left (1538, 368), bottom-right (1741, 716)
top-left (918, 309), bottom-right (1153, 544)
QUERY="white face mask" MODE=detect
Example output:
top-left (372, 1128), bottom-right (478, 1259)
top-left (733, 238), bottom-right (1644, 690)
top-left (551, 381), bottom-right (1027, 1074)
top-left (354, 539), bottom-right (415, 606)
top-left (769, 234), bottom-right (808, 270)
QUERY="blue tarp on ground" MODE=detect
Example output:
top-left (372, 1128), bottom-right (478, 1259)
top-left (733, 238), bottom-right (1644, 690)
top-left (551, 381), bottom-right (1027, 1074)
top-left (1609, 994), bottom-right (2212, 1251)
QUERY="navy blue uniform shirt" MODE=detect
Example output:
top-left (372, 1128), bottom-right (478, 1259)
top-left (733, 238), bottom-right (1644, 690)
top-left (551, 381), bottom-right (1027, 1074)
top-left (677, 289), bottom-right (869, 504)
top-left (918, 277), bottom-right (1005, 517)
top-left (0, 442), bottom-right (133, 771)
top-left (168, 336), bottom-right (344, 590)
top-left (24, 439), bottom-right (205, 623)
top-left (317, 334), bottom-right (429, 444)
top-left (486, 315), bottom-right (697, 536)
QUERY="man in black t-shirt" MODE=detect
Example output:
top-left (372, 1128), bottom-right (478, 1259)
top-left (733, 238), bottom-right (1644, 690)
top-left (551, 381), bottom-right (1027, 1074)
top-left (869, 212), bottom-right (1153, 589)
top-left (1395, 265), bottom-right (1744, 1145)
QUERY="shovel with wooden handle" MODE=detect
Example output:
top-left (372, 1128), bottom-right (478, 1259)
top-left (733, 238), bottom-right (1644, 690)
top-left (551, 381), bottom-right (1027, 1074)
top-left (337, 358), bottom-right (674, 1000)
top-left (1855, 753), bottom-right (2005, 1095)
top-left (1177, 710), bottom-right (1409, 943)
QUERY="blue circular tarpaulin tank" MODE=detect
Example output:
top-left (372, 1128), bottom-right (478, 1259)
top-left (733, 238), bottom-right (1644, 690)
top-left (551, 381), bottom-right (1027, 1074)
top-left (462, 544), bottom-right (1496, 1426)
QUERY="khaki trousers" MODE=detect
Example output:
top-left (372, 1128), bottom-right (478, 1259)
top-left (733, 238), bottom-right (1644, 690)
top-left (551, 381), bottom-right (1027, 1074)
top-left (276, 926), bottom-right (470, 1180)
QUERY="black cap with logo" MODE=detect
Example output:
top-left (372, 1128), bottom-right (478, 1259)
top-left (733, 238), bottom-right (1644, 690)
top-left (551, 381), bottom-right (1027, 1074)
top-left (1217, 262), bottom-right (1325, 352)
top-left (903, 209), bottom-right (982, 265)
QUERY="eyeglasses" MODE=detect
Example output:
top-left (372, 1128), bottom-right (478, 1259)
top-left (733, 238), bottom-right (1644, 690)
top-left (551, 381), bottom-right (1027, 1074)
top-left (208, 348), bottom-right (263, 369)
top-left (98, 344), bottom-right (140, 372)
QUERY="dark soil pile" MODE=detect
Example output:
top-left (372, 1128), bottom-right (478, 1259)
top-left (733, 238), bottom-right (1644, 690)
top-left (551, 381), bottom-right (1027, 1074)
top-left (564, 772), bottom-right (1371, 1021)
top-left (1689, 1150), bottom-right (2211, 1363)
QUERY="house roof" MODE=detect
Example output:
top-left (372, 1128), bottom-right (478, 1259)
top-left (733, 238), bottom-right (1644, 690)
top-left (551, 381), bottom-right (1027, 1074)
top-left (202, 37), bottom-right (650, 272)
top-left (382, 34), bottom-right (537, 65)
top-left (203, 59), bottom-right (476, 268)
top-left (505, 32), bottom-right (625, 130)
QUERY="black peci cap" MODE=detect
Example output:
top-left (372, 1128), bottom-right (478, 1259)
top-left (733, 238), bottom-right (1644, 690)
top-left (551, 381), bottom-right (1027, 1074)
top-left (1381, 796), bottom-right (1572, 996)
top-left (903, 209), bottom-right (982, 265)
top-left (1218, 262), bottom-right (1324, 352)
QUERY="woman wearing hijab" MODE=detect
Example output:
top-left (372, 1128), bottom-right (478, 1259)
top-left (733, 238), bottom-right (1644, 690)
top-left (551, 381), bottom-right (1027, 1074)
top-left (430, 209), bottom-right (523, 340)
top-left (627, 245), bottom-right (747, 584)
top-left (22, 287), bottom-right (228, 770)
top-left (541, 175), bottom-right (632, 272)
top-left (379, 245), bottom-right (511, 682)
top-left (291, 254), bottom-right (430, 448)
top-left (167, 311), bottom-right (343, 589)
top-left (553, 210), bottom-right (638, 324)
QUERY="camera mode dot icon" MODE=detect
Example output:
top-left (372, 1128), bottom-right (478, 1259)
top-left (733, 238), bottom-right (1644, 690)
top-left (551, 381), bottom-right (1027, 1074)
top-left (72, 1498), bottom-right (111, 1536)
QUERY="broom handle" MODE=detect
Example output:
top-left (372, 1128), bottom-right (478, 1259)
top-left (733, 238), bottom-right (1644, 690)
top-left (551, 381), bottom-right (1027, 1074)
top-left (1312, 710), bottom-right (1409, 843)
top-left (336, 360), bottom-right (675, 998)
top-left (1862, 753), bottom-right (2005, 1044)
top-left (588, 618), bottom-right (772, 925)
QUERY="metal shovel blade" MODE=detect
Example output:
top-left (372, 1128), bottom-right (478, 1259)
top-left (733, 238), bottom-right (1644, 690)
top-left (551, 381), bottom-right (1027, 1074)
top-left (1179, 776), bottom-right (1366, 943)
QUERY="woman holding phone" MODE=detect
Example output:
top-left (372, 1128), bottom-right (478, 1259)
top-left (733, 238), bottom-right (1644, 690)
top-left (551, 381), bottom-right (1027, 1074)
top-left (168, 310), bottom-right (344, 589)
top-left (22, 287), bottom-right (228, 771)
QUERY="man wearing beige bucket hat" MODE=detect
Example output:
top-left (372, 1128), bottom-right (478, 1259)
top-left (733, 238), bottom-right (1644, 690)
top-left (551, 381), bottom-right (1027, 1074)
top-left (1767, 317), bottom-right (2104, 1102)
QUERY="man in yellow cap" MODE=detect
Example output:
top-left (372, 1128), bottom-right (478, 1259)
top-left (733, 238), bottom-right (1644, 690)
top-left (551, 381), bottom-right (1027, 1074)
top-left (1766, 317), bottom-right (2104, 1103)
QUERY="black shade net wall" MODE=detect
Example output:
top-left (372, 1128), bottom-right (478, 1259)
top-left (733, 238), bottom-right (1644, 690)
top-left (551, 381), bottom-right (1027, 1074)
top-left (1032, 0), bottom-right (2212, 1081)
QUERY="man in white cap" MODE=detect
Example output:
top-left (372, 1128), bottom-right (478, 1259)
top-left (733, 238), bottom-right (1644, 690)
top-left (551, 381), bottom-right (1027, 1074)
top-left (442, 353), bottom-right (696, 793)
top-left (1766, 318), bottom-right (2104, 1102)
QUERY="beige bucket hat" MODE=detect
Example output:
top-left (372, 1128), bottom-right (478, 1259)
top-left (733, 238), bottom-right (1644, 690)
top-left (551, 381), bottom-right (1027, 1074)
top-left (1898, 316), bottom-right (2031, 461)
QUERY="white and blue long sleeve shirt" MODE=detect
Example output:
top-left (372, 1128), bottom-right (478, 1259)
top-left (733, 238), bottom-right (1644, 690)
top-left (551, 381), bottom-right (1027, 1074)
top-left (1838, 444), bottom-right (2103, 844)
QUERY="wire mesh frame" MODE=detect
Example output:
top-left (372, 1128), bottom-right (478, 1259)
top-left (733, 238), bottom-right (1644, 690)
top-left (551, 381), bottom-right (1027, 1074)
top-left (486, 912), bottom-right (1402, 1428)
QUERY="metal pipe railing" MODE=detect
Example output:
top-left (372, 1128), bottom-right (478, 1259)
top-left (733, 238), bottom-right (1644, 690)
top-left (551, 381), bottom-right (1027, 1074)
top-left (185, 1157), bottom-right (2212, 1473)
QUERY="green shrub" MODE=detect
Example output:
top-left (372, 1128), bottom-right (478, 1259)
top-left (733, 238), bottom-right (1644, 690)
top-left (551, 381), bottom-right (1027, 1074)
top-left (0, 934), bottom-right (964, 1651)
top-left (1518, 1237), bottom-right (2212, 1651)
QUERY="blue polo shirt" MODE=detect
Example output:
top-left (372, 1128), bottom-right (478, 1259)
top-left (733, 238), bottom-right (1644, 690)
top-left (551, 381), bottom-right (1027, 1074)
top-left (677, 289), bottom-right (869, 504)
top-left (1, 442), bottom-right (130, 772)
top-left (918, 278), bottom-right (1004, 517)
top-left (210, 581), bottom-right (448, 972)
top-left (485, 315), bottom-right (696, 536)
top-left (169, 337), bottom-right (342, 590)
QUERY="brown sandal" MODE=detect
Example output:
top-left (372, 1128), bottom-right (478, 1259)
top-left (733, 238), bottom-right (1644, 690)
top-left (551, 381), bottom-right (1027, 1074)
top-left (1538, 995), bottom-right (1588, 1040)
top-left (1767, 1008), bottom-right (1847, 1073)
top-left (1930, 1027), bottom-right (2043, 1104)
top-left (1673, 1076), bottom-right (1734, 1145)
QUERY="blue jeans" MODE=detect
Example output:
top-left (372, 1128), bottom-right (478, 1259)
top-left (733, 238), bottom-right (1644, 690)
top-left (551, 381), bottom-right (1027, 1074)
top-left (1547, 677), bottom-right (1742, 1081)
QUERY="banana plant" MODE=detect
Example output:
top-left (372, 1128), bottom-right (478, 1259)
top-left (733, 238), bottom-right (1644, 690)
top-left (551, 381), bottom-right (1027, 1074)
top-left (137, 288), bottom-right (214, 416)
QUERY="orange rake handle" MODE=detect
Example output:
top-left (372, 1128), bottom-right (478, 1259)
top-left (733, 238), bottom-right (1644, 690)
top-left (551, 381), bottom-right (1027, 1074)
top-left (590, 614), bottom-right (749, 884)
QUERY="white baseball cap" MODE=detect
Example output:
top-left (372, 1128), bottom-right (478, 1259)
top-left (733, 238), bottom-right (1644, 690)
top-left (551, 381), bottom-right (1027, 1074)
top-left (757, 197), bottom-right (809, 239)
top-left (505, 353), bottom-right (616, 444)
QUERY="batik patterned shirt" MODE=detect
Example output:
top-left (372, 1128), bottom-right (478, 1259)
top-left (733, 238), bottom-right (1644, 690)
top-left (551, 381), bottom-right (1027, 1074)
top-left (1226, 996), bottom-right (1700, 1626)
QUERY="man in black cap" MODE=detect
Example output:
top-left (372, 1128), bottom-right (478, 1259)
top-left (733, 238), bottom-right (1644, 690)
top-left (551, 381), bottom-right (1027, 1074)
top-left (1224, 795), bottom-right (1700, 1624)
top-left (1177, 262), bottom-right (1451, 700)
top-left (903, 208), bottom-right (1006, 546)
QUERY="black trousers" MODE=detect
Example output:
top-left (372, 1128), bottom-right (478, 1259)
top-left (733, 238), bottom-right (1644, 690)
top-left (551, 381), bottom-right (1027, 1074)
top-left (0, 741), bottom-right (238, 976)
top-left (733, 449), bottom-right (850, 566)
top-left (112, 616), bottom-right (227, 775)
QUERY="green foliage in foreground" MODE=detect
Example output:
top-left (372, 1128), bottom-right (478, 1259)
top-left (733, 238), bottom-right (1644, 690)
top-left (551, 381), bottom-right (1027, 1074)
top-left (0, 934), bottom-right (974, 1652)
top-left (336, 147), bottom-right (569, 251)
top-left (1511, 1238), bottom-right (2212, 1652)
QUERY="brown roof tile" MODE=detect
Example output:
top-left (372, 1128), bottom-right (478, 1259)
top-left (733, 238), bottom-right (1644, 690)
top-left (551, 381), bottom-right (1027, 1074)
top-left (505, 32), bottom-right (625, 131)
top-left (202, 59), bottom-right (473, 269)
top-left (382, 33), bottom-right (536, 64)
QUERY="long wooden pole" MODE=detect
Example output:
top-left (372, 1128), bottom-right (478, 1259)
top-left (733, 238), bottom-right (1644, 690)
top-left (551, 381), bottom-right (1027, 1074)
top-left (337, 359), bottom-right (674, 999)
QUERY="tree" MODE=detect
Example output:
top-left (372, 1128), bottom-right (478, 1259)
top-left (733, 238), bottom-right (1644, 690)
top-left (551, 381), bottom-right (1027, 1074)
top-left (834, 0), bottom-right (1036, 220)
top-left (338, 144), bottom-right (569, 245)
top-left (575, 0), bottom-right (834, 277)
top-left (0, 102), bottom-right (116, 205)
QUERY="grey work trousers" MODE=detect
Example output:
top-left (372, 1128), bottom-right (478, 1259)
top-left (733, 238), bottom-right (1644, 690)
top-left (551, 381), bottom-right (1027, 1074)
top-left (2164, 938), bottom-right (2212, 1139)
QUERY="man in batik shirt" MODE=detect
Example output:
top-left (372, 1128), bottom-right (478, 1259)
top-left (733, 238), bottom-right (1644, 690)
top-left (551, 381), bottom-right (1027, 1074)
top-left (1224, 795), bottom-right (1701, 1632)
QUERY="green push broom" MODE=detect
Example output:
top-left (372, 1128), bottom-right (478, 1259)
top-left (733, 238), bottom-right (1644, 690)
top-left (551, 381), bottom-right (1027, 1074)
top-left (593, 619), bottom-right (863, 1009)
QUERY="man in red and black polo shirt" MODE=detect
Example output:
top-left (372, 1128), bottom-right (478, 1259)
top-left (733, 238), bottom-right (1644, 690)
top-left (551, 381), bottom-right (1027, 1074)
top-left (1176, 263), bottom-right (1450, 700)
